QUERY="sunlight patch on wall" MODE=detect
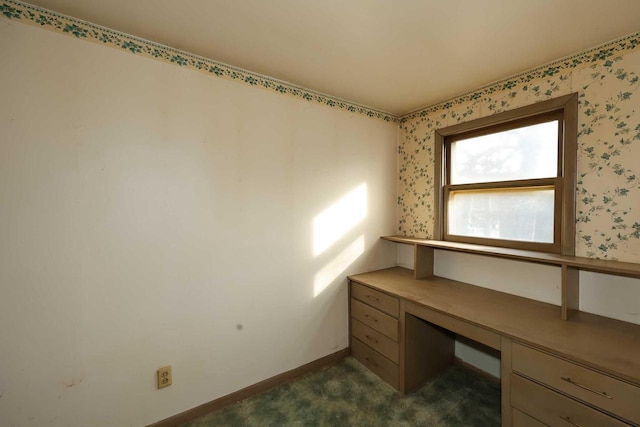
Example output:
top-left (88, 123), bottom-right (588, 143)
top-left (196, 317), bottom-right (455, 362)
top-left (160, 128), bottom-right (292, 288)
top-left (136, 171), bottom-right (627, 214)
top-left (313, 183), bottom-right (367, 256)
top-left (313, 235), bottom-right (365, 297)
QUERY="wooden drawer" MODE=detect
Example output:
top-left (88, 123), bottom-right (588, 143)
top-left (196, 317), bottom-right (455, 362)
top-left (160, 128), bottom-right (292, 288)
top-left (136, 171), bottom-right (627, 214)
top-left (513, 343), bottom-right (640, 425)
top-left (351, 282), bottom-right (399, 317)
top-left (513, 408), bottom-right (546, 427)
top-left (352, 337), bottom-right (399, 389)
top-left (511, 374), bottom-right (629, 427)
top-left (351, 318), bottom-right (399, 364)
top-left (351, 299), bottom-right (398, 341)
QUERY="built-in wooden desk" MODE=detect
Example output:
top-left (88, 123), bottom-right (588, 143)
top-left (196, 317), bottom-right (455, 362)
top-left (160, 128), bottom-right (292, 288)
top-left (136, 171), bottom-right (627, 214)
top-left (349, 256), bottom-right (640, 426)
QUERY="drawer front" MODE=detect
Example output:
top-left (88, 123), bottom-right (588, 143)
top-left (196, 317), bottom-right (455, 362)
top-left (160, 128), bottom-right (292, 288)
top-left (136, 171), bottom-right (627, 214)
top-left (352, 337), bottom-right (399, 389)
top-left (351, 299), bottom-right (398, 341)
top-left (351, 318), bottom-right (399, 364)
top-left (512, 408), bottom-right (547, 427)
top-left (511, 374), bottom-right (629, 427)
top-left (513, 343), bottom-right (640, 425)
top-left (351, 282), bottom-right (399, 317)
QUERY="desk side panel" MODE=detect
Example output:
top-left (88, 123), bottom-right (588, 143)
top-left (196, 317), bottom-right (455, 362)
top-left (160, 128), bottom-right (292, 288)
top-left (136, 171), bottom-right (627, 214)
top-left (501, 336), bottom-right (513, 427)
top-left (403, 309), bottom-right (455, 394)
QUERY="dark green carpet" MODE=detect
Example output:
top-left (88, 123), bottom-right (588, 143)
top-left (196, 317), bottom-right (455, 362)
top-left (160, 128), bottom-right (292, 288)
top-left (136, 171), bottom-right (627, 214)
top-left (182, 357), bottom-right (501, 427)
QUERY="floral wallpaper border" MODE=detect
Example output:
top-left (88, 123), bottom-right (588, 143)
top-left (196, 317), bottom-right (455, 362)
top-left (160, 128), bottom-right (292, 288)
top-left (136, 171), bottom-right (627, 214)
top-left (0, 0), bottom-right (399, 123)
top-left (2, 0), bottom-right (639, 126)
top-left (400, 32), bottom-right (640, 122)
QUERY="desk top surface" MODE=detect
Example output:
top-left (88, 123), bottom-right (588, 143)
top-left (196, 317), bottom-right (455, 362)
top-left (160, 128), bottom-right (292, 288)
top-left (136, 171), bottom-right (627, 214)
top-left (349, 267), bottom-right (640, 386)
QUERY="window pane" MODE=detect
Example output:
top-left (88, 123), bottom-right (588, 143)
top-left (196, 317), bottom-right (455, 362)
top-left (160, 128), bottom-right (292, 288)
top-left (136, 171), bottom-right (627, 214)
top-left (450, 121), bottom-right (558, 184)
top-left (448, 188), bottom-right (555, 243)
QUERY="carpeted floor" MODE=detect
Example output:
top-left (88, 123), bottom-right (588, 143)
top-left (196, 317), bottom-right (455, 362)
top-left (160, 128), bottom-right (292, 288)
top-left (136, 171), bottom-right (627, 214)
top-left (182, 357), bottom-right (501, 426)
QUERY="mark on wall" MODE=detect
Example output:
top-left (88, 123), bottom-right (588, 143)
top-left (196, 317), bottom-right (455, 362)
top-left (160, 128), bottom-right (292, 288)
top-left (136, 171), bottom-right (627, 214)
top-left (63, 378), bottom-right (83, 388)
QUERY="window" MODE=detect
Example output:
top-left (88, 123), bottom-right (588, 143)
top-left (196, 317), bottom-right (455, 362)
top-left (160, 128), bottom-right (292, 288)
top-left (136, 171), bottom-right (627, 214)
top-left (434, 94), bottom-right (578, 254)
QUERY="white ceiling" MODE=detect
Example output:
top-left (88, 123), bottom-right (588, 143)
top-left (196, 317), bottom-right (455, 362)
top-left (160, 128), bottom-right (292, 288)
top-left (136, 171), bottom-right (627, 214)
top-left (26, 0), bottom-right (640, 115)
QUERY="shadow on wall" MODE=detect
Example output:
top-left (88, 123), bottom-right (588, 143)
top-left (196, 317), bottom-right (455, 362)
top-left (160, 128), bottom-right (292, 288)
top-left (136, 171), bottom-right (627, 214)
top-left (312, 183), bottom-right (367, 297)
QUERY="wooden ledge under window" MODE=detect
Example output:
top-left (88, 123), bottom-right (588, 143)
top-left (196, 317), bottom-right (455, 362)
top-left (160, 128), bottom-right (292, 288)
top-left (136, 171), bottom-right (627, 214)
top-left (382, 235), bottom-right (640, 279)
top-left (381, 235), bottom-right (640, 321)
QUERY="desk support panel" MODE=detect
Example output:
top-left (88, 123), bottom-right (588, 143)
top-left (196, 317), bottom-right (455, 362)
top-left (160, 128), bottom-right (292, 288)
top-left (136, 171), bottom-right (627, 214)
top-left (501, 337), bottom-right (513, 427)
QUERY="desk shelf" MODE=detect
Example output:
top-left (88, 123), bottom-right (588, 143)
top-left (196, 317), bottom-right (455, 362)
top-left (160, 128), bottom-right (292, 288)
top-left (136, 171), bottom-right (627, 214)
top-left (382, 235), bottom-right (640, 320)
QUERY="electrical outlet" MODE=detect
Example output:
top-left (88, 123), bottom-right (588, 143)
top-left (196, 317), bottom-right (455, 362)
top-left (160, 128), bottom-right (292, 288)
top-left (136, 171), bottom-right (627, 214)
top-left (157, 366), bottom-right (172, 389)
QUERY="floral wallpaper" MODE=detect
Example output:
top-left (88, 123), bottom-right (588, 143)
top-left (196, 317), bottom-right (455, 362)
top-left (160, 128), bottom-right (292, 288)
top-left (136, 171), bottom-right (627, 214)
top-left (398, 33), bottom-right (640, 262)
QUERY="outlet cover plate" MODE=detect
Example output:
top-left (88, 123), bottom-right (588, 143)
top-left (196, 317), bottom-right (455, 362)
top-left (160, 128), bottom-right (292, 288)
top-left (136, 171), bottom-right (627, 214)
top-left (157, 366), bottom-right (172, 389)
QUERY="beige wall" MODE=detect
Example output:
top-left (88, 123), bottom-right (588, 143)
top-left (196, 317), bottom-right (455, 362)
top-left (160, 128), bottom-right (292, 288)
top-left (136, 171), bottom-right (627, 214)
top-left (0, 21), bottom-right (397, 426)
